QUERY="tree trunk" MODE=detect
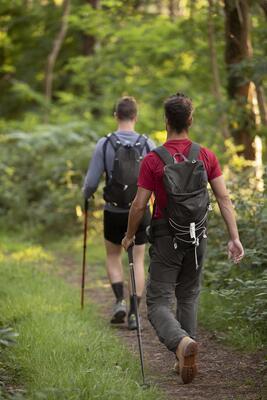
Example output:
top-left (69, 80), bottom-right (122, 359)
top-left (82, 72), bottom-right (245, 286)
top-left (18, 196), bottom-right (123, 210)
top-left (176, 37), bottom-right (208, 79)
top-left (83, 0), bottom-right (98, 56)
top-left (155, 0), bottom-right (162, 14)
top-left (256, 85), bottom-right (267, 126)
top-left (224, 0), bottom-right (256, 160)
top-left (83, 0), bottom-right (102, 118)
top-left (169, 0), bottom-right (175, 19)
top-left (132, 0), bottom-right (143, 9)
top-left (208, 0), bottom-right (229, 139)
top-left (189, 0), bottom-right (196, 18)
top-left (45, 0), bottom-right (70, 103)
top-left (260, 0), bottom-right (267, 18)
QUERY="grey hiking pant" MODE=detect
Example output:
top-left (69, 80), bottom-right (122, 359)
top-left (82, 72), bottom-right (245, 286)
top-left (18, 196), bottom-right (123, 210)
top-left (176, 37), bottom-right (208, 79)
top-left (146, 236), bottom-right (206, 353)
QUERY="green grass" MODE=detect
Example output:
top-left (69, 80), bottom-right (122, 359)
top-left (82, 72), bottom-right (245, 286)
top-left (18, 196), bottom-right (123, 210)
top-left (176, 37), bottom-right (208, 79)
top-left (0, 233), bottom-right (164, 400)
top-left (198, 288), bottom-right (265, 352)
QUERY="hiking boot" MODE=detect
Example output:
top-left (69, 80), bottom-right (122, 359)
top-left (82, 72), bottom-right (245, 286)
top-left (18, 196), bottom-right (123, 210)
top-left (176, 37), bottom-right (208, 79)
top-left (127, 313), bottom-right (137, 330)
top-left (176, 336), bottom-right (198, 384)
top-left (110, 299), bottom-right (126, 324)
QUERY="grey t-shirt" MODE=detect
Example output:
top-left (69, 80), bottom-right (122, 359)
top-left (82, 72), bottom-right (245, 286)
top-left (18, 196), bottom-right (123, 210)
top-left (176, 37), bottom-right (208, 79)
top-left (83, 130), bottom-right (155, 213)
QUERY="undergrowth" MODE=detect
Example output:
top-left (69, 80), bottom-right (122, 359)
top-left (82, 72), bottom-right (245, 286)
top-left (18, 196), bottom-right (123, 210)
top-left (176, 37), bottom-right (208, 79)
top-left (0, 233), bottom-right (164, 400)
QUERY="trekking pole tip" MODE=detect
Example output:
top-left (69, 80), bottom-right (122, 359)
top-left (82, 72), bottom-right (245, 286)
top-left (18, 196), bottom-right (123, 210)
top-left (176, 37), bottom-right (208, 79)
top-left (140, 382), bottom-right (150, 390)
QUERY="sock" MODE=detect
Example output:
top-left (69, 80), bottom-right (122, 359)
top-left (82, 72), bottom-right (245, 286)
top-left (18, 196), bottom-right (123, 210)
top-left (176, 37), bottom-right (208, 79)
top-left (128, 295), bottom-right (141, 316)
top-left (111, 282), bottom-right (124, 302)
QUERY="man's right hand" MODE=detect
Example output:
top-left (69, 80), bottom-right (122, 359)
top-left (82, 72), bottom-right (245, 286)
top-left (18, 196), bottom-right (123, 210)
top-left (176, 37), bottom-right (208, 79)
top-left (228, 239), bottom-right (244, 264)
top-left (121, 235), bottom-right (135, 251)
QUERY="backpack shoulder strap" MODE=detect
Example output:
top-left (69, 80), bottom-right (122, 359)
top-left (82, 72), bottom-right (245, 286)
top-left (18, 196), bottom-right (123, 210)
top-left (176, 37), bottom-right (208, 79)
top-left (103, 133), bottom-right (120, 175)
top-left (108, 132), bottom-right (121, 151)
top-left (135, 134), bottom-right (149, 154)
top-left (145, 140), bottom-right (150, 153)
top-left (134, 134), bottom-right (143, 146)
top-left (153, 146), bottom-right (174, 165)
top-left (187, 142), bottom-right (200, 162)
top-left (102, 135), bottom-right (109, 175)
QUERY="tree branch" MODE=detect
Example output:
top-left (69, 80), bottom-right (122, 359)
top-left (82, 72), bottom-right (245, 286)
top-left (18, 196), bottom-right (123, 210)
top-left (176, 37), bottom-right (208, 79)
top-left (45, 0), bottom-right (71, 103)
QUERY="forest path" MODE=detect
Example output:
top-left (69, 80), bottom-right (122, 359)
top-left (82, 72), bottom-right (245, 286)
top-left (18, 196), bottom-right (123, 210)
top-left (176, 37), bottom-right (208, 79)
top-left (60, 256), bottom-right (266, 400)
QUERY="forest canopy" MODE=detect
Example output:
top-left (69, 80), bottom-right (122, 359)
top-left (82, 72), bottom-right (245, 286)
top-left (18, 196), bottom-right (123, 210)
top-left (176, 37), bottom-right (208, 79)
top-left (0, 0), bottom-right (266, 234)
top-left (0, 1), bottom-right (266, 148)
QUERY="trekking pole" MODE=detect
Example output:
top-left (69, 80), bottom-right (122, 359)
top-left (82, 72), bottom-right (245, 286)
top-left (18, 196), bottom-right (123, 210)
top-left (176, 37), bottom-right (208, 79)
top-left (81, 198), bottom-right (89, 309)
top-left (127, 245), bottom-right (149, 388)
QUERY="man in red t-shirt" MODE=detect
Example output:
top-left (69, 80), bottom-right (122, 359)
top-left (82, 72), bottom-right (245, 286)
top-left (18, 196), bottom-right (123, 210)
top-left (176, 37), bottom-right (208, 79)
top-left (122, 93), bottom-right (244, 384)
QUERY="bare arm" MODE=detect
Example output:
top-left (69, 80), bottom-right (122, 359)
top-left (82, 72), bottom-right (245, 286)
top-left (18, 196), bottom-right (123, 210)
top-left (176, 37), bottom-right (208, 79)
top-left (83, 138), bottom-right (105, 199)
top-left (121, 187), bottom-right (152, 250)
top-left (210, 175), bottom-right (244, 263)
top-left (210, 175), bottom-right (239, 240)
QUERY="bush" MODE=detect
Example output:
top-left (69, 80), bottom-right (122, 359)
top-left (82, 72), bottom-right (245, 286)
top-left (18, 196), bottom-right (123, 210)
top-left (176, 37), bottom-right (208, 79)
top-left (203, 165), bottom-right (267, 345)
top-left (0, 122), bottom-right (99, 234)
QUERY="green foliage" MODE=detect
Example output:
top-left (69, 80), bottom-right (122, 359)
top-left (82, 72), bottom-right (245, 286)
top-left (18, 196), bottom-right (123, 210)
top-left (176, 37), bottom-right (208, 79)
top-left (0, 122), bottom-right (99, 234)
top-left (201, 164), bottom-right (267, 348)
top-left (0, 234), bottom-right (164, 400)
top-left (0, 0), bottom-right (230, 139)
top-left (1, 0), bottom-right (266, 149)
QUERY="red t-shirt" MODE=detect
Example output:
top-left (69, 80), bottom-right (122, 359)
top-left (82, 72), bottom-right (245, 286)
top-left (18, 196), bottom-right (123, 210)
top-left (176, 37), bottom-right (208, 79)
top-left (138, 138), bottom-right (222, 219)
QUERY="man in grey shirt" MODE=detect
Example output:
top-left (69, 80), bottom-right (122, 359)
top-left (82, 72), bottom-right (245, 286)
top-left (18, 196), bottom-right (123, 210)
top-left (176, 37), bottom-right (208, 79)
top-left (83, 96), bottom-right (154, 330)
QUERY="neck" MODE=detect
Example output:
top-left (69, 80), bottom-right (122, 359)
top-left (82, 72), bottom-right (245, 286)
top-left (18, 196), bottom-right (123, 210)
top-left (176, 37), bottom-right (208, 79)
top-left (167, 129), bottom-right (189, 140)
top-left (117, 120), bottom-right (135, 132)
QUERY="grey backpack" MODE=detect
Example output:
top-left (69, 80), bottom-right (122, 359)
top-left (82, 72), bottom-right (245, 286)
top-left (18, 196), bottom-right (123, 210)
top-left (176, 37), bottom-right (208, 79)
top-left (153, 143), bottom-right (210, 265)
top-left (103, 133), bottom-right (149, 208)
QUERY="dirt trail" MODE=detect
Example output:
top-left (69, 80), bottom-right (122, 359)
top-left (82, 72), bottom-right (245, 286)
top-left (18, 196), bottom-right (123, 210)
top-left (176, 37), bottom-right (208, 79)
top-left (61, 258), bottom-right (266, 400)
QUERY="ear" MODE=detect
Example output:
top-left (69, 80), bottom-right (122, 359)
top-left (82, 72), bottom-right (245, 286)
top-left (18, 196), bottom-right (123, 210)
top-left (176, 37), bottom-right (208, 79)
top-left (188, 115), bottom-right (193, 127)
top-left (165, 117), bottom-right (170, 132)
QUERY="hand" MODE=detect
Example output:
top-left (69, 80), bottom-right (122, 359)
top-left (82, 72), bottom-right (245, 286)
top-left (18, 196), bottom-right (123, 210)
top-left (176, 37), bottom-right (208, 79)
top-left (121, 235), bottom-right (135, 251)
top-left (228, 239), bottom-right (244, 264)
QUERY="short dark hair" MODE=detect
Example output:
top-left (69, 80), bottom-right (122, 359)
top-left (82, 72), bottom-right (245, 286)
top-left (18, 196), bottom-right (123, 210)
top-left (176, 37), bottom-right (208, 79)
top-left (164, 92), bottom-right (193, 133)
top-left (115, 96), bottom-right (138, 121)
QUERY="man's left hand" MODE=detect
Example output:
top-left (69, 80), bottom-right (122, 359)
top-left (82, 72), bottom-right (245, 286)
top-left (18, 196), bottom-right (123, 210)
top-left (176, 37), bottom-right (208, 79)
top-left (228, 239), bottom-right (244, 264)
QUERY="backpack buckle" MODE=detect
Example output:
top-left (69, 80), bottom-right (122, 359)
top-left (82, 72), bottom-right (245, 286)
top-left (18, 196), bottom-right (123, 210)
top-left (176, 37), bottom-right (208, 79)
top-left (190, 222), bottom-right (196, 240)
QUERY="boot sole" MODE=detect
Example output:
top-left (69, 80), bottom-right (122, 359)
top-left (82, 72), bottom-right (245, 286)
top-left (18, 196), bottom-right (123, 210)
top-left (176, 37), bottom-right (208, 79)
top-left (128, 322), bottom-right (137, 330)
top-left (180, 341), bottom-right (198, 384)
top-left (110, 310), bottom-right (126, 324)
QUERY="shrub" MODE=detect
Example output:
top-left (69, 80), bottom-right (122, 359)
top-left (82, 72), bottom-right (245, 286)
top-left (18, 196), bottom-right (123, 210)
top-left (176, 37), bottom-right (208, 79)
top-left (0, 122), bottom-right (99, 234)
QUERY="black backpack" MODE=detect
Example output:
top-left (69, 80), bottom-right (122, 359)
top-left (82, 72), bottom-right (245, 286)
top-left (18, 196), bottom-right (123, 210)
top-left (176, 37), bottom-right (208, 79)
top-left (103, 133), bottom-right (149, 208)
top-left (153, 143), bottom-right (210, 264)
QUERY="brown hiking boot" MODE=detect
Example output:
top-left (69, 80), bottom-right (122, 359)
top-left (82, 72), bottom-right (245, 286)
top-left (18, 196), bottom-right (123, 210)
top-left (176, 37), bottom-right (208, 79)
top-left (176, 336), bottom-right (198, 384)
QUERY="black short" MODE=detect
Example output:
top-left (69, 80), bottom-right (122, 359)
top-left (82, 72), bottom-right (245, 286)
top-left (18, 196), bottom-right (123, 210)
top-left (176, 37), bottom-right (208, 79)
top-left (103, 208), bottom-right (151, 245)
